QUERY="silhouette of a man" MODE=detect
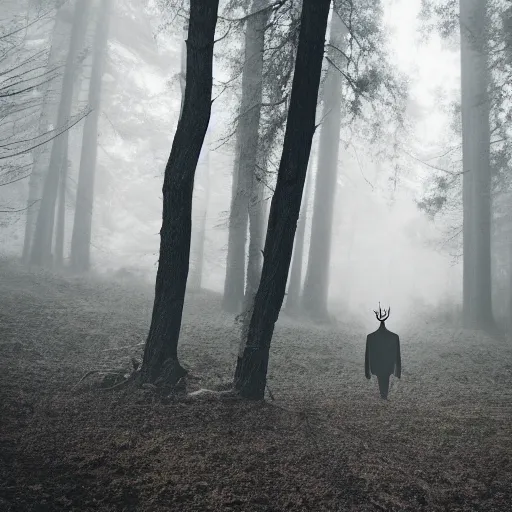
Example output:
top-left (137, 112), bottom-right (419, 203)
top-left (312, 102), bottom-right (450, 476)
top-left (365, 303), bottom-right (401, 399)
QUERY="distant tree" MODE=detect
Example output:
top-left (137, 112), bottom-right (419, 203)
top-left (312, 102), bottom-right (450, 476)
top-left (30, 0), bottom-right (91, 267)
top-left (223, 0), bottom-right (271, 313)
top-left (140, 0), bottom-right (219, 387)
top-left (189, 132), bottom-right (211, 291)
top-left (236, 0), bottom-right (331, 400)
top-left (419, 0), bottom-right (501, 330)
top-left (54, 140), bottom-right (69, 266)
top-left (20, 3), bottom-right (70, 262)
top-left (302, 9), bottom-right (347, 321)
top-left (460, 0), bottom-right (494, 329)
top-left (70, 0), bottom-right (113, 273)
top-left (1, 2), bottom-right (65, 218)
top-left (231, 0), bottom-right (271, 382)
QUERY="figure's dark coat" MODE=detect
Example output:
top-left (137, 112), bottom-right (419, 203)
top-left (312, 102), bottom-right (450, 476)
top-left (365, 325), bottom-right (401, 379)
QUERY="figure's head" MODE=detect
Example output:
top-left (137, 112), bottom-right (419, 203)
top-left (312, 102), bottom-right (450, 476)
top-left (374, 302), bottom-right (390, 325)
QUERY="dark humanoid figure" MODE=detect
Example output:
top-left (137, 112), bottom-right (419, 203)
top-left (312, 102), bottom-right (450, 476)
top-left (365, 303), bottom-right (401, 399)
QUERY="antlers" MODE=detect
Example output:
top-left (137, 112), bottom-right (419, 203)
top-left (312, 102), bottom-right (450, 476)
top-left (373, 302), bottom-right (390, 322)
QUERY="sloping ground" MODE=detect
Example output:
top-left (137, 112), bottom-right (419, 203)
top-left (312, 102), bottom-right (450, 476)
top-left (0, 259), bottom-right (511, 512)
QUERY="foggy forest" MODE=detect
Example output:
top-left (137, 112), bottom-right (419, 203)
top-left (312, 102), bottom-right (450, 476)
top-left (1, 0), bottom-right (512, 510)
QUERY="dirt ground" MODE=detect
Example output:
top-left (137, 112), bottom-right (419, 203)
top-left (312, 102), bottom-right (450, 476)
top-left (1, 259), bottom-right (511, 511)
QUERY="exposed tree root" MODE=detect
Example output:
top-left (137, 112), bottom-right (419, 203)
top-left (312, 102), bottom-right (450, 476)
top-left (101, 371), bottom-right (138, 391)
top-left (74, 359), bottom-right (141, 391)
top-left (152, 358), bottom-right (188, 394)
top-left (185, 388), bottom-right (241, 401)
top-left (73, 368), bottom-right (128, 390)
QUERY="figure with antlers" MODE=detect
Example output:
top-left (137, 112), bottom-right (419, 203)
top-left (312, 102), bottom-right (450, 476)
top-left (365, 303), bottom-right (401, 399)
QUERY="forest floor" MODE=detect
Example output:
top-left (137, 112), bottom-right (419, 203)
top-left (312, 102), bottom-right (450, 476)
top-left (1, 259), bottom-right (512, 512)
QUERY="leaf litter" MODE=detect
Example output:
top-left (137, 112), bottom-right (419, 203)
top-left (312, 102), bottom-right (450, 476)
top-left (0, 258), bottom-right (511, 511)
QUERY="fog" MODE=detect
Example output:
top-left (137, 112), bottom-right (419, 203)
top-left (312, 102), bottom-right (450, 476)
top-left (2, 0), bottom-right (512, 509)
top-left (87, 0), bottom-right (463, 332)
top-left (0, 0), bottom-right (485, 339)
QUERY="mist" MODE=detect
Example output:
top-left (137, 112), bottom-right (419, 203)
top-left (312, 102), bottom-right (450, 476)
top-left (1, 0), bottom-right (511, 510)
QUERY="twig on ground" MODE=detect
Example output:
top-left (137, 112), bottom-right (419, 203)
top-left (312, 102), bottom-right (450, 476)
top-left (72, 368), bottom-right (130, 390)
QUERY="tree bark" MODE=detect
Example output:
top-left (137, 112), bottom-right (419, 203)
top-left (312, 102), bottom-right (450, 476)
top-left (223, 0), bottom-right (269, 314)
top-left (460, 0), bottom-right (494, 329)
top-left (69, 0), bottom-right (113, 273)
top-left (285, 157), bottom-right (313, 312)
top-left (237, 0), bottom-right (331, 400)
top-left (302, 11), bottom-right (347, 321)
top-left (140, 0), bottom-right (219, 386)
top-left (187, 15), bottom-right (211, 292)
top-left (30, 0), bottom-right (91, 267)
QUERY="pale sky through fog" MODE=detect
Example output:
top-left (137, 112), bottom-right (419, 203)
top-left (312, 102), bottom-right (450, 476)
top-left (327, 0), bottom-right (463, 330)
top-left (384, 0), bottom-right (460, 147)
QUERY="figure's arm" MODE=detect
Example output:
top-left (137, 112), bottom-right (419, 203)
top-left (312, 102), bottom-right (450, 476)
top-left (365, 336), bottom-right (371, 379)
top-left (394, 336), bottom-right (401, 379)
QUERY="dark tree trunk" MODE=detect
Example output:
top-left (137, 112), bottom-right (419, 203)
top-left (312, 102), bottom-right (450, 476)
top-left (140, 0), bottom-right (219, 386)
top-left (460, 0), bottom-right (494, 330)
top-left (237, 0), bottom-right (331, 400)
top-left (223, 0), bottom-right (269, 314)
top-left (30, 0), bottom-right (91, 267)
top-left (177, 15), bottom-right (209, 292)
top-left (302, 12), bottom-right (346, 321)
top-left (285, 158), bottom-right (313, 312)
top-left (70, 0), bottom-right (113, 273)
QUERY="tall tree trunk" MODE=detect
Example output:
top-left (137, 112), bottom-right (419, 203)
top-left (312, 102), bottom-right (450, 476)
top-left (235, 157), bottom-right (266, 385)
top-left (285, 157), bottom-right (313, 312)
top-left (140, 0), bottom-right (219, 386)
top-left (222, 0), bottom-right (269, 313)
top-left (69, 0), bottom-right (112, 273)
top-left (228, 0), bottom-right (269, 384)
top-left (302, 11), bottom-right (347, 321)
top-left (237, 0), bottom-right (331, 400)
top-left (30, 0), bottom-right (91, 267)
top-left (22, 3), bottom-right (69, 263)
top-left (54, 138), bottom-right (69, 267)
top-left (187, 16), bottom-right (211, 292)
top-left (222, 146), bottom-right (247, 312)
top-left (189, 129), bottom-right (210, 291)
top-left (460, 0), bottom-right (494, 329)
